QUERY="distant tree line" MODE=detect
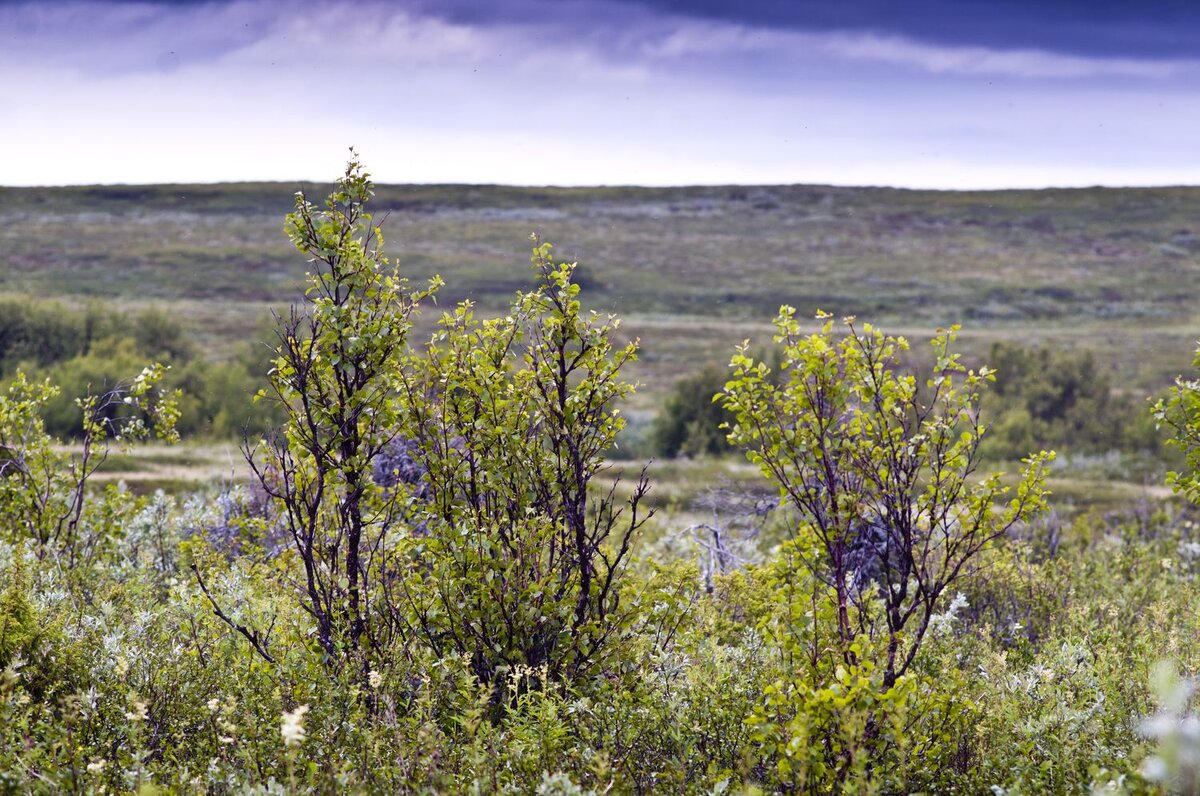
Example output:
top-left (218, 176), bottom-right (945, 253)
top-left (651, 339), bottom-right (1164, 462)
top-left (0, 297), bottom-right (281, 438)
top-left (981, 342), bottom-right (1161, 459)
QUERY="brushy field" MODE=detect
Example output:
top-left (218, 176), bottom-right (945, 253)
top-left (4, 179), bottom-right (1197, 506)
top-left (5, 168), bottom-right (1200, 793)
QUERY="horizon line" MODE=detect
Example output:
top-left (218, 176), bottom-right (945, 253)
top-left (5, 179), bottom-right (1200, 194)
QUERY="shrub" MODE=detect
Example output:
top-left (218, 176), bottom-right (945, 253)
top-left (651, 364), bottom-right (737, 457)
top-left (391, 238), bottom-right (652, 688)
top-left (720, 310), bottom-right (1052, 788)
top-left (196, 153), bottom-right (437, 669)
top-left (722, 309), bottom-right (1052, 688)
top-left (0, 365), bottom-right (177, 567)
top-left (984, 342), bottom-right (1159, 460)
top-left (1156, 343), bottom-right (1200, 504)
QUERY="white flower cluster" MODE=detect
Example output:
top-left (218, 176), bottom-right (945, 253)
top-left (125, 696), bottom-right (149, 723)
top-left (1140, 661), bottom-right (1200, 790)
top-left (928, 592), bottom-right (969, 636)
top-left (281, 704), bottom-right (309, 747)
top-left (207, 695), bottom-right (238, 744)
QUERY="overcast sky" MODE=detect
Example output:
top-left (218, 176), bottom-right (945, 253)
top-left (2, 0), bottom-right (1199, 188)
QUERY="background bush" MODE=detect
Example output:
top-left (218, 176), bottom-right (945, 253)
top-left (0, 297), bottom-right (281, 438)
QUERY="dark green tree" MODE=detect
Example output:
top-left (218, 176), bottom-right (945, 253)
top-left (651, 364), bottom-right (737, 457)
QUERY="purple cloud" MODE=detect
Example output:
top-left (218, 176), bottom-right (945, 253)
top-left (1, 0), bottom-right (1198, 187)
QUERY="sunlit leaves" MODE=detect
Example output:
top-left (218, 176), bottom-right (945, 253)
top-left (1154, 345), bottom-right (1200, 505)
top-left (721, 310), bottom-right (1053, 686)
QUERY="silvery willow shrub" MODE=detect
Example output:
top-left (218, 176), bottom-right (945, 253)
top-left (1140, 661), bottom-right (1200, 792)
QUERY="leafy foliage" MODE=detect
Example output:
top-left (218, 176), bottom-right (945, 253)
top-left (985, 342), bottom-right (1161, 460)
top-left (1156, 345), bottom-right (1200, 504)
top-left (721, 309), bottom-right (1053, 686)
top-left (0, 297), bottom-right (280, 439)
top-left (0, 363), bottom-right (178, 568)
top-left (393, 238), bottom-right (652, 687)
top-left (651, 364), bottom-right (738, 458)
top-left (198, 153), bottom-right (439, 667)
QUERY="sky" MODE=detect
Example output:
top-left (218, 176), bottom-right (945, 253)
top-left (2, 0), bottom-right (1199, 188)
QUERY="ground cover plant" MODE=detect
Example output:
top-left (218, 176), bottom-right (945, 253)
top-left (5, 157), bottom-right (1200, 793)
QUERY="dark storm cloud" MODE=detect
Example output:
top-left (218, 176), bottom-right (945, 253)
top-left (0, 0), bottom-right (276, 74)
top-left (7, 0), bottom-right (1189, 84)
top-left (8, 0), bottom-right (1198, 60)
top-left (273, 0), bottom-right (1200, 61)
top-left (625, 0), bottom-right (1200, 60)
top-left (3, 0), bottom-right (1199, 186)
top-left (270, 0), bottom-right (1199, 61)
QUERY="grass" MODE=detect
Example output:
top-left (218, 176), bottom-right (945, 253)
top-left (89, 442), bottom-right (246, 495)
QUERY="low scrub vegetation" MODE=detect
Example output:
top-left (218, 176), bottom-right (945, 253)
top-left (653, 338), bottom-right (1166, 470)
top-left (4, 157), bottom-right (1200, 793)
top-left (0, 297), bottom-right (281, 440)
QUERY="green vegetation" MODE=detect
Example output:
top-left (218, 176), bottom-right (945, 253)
top-left (5, 160), bottom-right (1200, 792)
top-left (983, 341), bottom-right (1164, 460)
top-left (0, 297), bottom-right (279, 440)
top-left (1156, 345), bottom-right (1200, 505)
top-left (4, 180), bottom-right (1200, 408)
top-left (5, 172), bottom-right (1191, 499)
top-left (651, 363), bottom-right (738, 458)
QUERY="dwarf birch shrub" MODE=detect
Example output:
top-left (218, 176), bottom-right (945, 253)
top-left (720, 309), bottom-right (1052, 787)
top-left (390, 238), bottom-right (653, 688)
top-left (192, 157), bottom-right (658, 706)
top-left (195, 153), bottom-right (440, 670)
top-left (721, 310), bottom-right (1053, 684)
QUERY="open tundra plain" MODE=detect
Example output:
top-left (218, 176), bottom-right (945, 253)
top-left (2, 181), bottom-right (1198, 510)
top-left (5, 182), bottom-right (1200, 396)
